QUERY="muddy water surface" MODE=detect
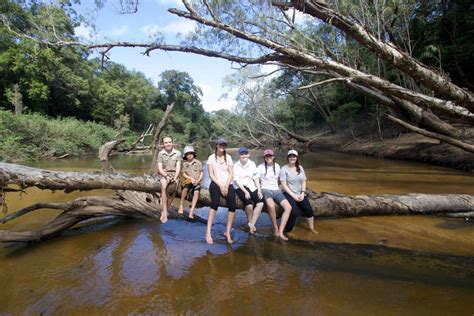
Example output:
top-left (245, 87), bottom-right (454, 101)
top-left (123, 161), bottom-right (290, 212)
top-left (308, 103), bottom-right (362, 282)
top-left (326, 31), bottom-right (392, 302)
top-left (1, 150), bottom-right (473, 315)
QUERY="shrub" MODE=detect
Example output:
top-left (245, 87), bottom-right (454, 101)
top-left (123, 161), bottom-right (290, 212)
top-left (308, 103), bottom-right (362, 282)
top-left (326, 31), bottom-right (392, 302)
top-left (0, 110), bottom-right (133, 162)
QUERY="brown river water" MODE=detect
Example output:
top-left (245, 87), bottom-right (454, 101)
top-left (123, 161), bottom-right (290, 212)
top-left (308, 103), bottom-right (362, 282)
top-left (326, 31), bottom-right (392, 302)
top-left (1, 150), bottom-right (473, 315)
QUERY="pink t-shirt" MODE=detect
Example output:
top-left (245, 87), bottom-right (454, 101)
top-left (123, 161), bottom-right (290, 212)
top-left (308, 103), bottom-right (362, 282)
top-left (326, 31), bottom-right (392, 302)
top-left (207, 153), bottom-right (233, 186)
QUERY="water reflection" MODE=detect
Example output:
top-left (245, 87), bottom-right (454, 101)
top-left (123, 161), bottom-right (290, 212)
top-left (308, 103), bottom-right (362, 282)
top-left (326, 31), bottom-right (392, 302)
top-left (1, 149), bottom-right (474, 314)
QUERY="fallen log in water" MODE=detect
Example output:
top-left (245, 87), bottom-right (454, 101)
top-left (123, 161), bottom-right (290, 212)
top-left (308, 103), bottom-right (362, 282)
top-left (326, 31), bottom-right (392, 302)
top-left (0, 162), bottom-right (473, 242)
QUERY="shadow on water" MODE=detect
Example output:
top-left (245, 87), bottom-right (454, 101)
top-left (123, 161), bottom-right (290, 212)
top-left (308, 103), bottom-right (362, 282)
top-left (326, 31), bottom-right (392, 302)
top-left (434, 218), bottom-right (474, 230)
top-left (2, 150), bottom-right (474, 314)
top-left (1, 215), bottom-right (473, 314)
top-left (236, 236), bottom-right (474, 289)
top-left (4, 216), bottom-right (473, 290)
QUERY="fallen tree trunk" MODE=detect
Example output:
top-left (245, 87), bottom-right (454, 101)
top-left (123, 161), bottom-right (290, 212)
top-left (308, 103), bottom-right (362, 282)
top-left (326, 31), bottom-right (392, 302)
top-left (0, 163), bottom-right (473, 243)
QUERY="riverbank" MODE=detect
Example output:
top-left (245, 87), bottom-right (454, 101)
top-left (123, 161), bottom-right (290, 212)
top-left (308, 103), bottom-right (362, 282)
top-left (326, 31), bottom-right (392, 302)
top-left (0, 110), bottom-right (132, 162)
top-left (308, 126), bottom-right (474, 172)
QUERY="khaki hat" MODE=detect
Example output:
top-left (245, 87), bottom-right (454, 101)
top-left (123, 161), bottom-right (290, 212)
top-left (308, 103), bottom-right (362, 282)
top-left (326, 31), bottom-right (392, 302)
top-left (183, 146), bottom-right (196, 159)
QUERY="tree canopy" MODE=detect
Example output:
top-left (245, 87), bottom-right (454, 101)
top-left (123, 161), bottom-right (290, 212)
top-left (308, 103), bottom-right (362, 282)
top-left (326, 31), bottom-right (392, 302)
top-left (1, 0), bottom-right (473, 151)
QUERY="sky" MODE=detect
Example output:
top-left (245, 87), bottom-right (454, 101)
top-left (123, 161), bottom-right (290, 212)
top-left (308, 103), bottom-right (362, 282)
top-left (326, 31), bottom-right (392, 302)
top-left (73, 0), bottom-right (249, 112)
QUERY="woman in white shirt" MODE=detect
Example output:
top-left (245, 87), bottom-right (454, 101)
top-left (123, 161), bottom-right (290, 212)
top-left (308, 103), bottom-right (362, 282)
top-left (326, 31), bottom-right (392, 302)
top-left (206, 138), bottom-right (236, 244)
top-left (233, 147), bottom-right (264, 234)
top-left (257, 148), bottom-right (292, 240)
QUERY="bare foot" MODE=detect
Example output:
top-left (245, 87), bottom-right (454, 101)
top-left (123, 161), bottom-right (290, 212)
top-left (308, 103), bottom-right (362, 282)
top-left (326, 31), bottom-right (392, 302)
top-left (224, 232), bottom-right (234, 244)
top-left (247, 222), bottom-right (256, 234)
top-left (310, 228), bottom-right (319, 234)
top-left (178, 206), bottom-right (184, 214)
top-left (278, 232), bottom-right (289, 241)
top-left (273, 229), bottom-right (279, 237)
top-left (188, 212), bottom-right (194, 219)
top-left (206, 234), bottom-right (213, 244)
top-left (160, 212), bottom-right (168, 223)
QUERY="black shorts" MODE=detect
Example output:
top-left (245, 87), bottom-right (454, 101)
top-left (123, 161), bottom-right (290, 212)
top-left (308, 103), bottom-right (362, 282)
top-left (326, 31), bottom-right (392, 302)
top-left (209, 181), bottom-right (236, 212)
top-left (182, 182), bottom-right (201, 194)
top-left (235, 186), bottom-right (264, 206)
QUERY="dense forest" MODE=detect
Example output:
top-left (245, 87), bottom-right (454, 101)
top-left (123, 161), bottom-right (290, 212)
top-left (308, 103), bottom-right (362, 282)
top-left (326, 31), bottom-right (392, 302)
top-left (0, 0), bottom-right (213, 161)
top-left (1, 0), bottom-right (473, 162)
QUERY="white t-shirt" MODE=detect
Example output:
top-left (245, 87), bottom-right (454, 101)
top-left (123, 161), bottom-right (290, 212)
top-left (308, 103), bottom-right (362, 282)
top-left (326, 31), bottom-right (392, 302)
top-left (233, 159), bottom-right (259, 191)
top-left (257, 162), bottom-right (281, 191)
top-left (207, 153), bottom-right (233, 186)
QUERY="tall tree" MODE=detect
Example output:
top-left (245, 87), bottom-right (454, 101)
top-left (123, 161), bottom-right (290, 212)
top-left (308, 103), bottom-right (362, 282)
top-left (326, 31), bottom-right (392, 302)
top-left (2, 0), bottom-right (473, 151)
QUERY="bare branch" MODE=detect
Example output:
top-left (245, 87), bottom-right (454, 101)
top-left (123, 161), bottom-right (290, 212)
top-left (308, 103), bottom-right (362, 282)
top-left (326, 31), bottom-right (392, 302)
top-left (386, 115), bottom-right (474, 152)
top-left (298, 77), bottom-right (352, 89)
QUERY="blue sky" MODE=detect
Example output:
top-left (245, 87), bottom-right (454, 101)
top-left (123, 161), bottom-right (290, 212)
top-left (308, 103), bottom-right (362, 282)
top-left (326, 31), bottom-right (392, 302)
top-left (74, 0), bottom-right (241, 112)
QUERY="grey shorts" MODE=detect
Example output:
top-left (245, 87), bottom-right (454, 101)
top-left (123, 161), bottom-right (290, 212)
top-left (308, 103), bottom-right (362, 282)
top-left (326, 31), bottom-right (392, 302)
top-left (262, 189), bottom-right (287, 204)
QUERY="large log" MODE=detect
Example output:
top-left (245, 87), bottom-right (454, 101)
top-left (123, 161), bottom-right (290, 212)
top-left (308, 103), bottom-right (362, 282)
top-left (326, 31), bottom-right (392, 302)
top-left (0, 163), bottom-right (473, 242)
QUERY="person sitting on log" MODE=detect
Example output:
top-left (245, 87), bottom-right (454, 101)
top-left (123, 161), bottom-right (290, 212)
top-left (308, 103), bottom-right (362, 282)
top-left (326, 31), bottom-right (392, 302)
top-left (233, 147), bottom-right (264, 234)
top-left (156, 136), bottom-right (181, 223)
top-left (178, 145), bottom-right (203, 219)
top-left (257, 148), bottom-right (293, 240)
top-left (280, 149), bottom-right (317, 234)
top-left (206, 137), bottom-right (236, 244)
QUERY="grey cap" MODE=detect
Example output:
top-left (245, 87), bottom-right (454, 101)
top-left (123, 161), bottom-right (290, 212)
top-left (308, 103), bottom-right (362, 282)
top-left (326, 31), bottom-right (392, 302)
top-left (215, 137), bottom-right (227, 145)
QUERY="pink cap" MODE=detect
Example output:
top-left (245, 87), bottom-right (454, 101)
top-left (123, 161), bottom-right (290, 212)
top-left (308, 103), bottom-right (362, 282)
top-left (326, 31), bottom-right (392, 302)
top-left (263, 148), bottom-right (274, 156)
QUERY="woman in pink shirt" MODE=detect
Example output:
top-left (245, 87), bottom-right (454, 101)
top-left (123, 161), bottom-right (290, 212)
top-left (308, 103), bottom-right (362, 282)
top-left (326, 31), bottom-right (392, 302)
top-left (206, 138), bottom-right (236, 244)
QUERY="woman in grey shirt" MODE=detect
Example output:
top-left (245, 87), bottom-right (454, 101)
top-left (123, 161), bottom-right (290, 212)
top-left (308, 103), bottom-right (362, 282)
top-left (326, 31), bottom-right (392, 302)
top-left (279, 149), bottom-right (316, 233)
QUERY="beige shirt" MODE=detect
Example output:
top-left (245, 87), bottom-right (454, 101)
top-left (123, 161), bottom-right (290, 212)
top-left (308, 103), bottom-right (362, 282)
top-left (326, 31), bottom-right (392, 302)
top-left (181, 159), bottom-right (203, 184)
top-left (157, 148), bottom-right (181, 172)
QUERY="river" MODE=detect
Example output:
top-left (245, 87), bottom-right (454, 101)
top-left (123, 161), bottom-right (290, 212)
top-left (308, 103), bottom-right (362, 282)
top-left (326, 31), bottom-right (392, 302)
top-left (1, 149), bottom-right (473, 315)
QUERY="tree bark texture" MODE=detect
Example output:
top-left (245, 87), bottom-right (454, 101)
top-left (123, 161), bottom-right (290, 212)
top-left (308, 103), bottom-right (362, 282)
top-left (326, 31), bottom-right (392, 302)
top-left (1, 163), bottom-right (473, 243)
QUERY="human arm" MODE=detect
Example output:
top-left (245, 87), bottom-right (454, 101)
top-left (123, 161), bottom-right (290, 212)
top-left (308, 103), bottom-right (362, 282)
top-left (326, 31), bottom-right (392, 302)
top-left (252, 164), bottom-right (262, 199)
top-left (193, 170), bottom-right (204, 185)
top-left (280, 180), bottom-right (301, 201)
top-left (183, 171), bottom-right (194, 182)
top-left (173, 159), bottom-right (181, 182)
top-left (222, 161), bottom-right (234, 196)
top-left (208, 163), bottom-right (219, 185)
top-left (299, 167), bottom-right (307, 200)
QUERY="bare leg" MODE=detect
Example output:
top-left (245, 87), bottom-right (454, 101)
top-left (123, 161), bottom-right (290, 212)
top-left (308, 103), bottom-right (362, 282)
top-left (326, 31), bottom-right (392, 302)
top-left (244, 205), bottom-right (253, 223)
top-left (244, 205), bottom-right (256, 233)
top-left (306, 216), bottom-right (317, 233)
top-left (265, 198), bottom-right (279, 236)
top-left (224, 211), bottom-right (235, 244)
top-left (178, 187), bottom-right (189, 214)
top-left (160, 177), bottom-right (169, 223)
top-left (206, 208), bottom-right (216, 244)
top-left (168, 180), bottom-right (179, 208)
top-left (249, 202), bottom-right (264, 233)
top-left (278, 200), bottom-right (292, 241)
top-left (189, 190), bottom-right (199, 219)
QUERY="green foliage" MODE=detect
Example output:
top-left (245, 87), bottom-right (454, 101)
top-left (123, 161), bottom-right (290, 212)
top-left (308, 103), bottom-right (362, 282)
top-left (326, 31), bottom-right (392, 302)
top-left (0, 1), bottom-right (212, 146)
top-left (410, 0), bottom-right (474, 88)
top-left (328, 101), bottom-right (362, 127)
top-left (0, 110), bottom-right (120, 162)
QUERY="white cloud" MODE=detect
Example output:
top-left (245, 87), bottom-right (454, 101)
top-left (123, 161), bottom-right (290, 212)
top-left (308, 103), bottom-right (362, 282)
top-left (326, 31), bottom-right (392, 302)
top-left (141, 20), bottom-right (195, 37)
top-left (110, 25), bottom-right (129, 36)
top-left (141, 24), bottom-right (161, 37)
top-left (74, 24), bottom-right (94, 40)
top-left (155, 0), bottom-right (184, 7)
top-left (260, 64), bottom-right (281, 80)
top-left (293, 9), bottom-right (308, 25)
top-left (200, 83), bottom-right (236, 112)
top-left (160, 20), bottom-right (196, 34)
